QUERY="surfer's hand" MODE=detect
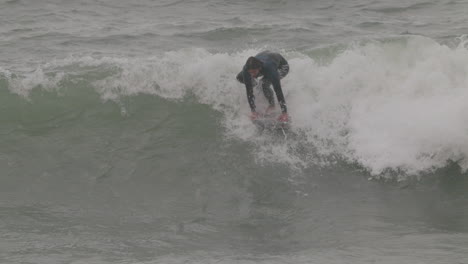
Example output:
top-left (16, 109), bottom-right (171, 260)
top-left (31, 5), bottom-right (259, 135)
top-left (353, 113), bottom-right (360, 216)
top-left (278, 113), bottom-right (289, 123)
top-left (250, 112), bottom-right (260, 121)
top-left (265, 105), bottom-right (275, 114)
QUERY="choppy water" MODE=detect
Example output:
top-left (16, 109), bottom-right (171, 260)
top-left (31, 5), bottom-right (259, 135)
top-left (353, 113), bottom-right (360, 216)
top-left (1, 0), bottom-right (468, 263)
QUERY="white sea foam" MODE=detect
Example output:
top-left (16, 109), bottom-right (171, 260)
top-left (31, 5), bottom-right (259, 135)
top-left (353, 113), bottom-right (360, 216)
top-left (289, 36), bottom-right (468, 175)
top-left (6, 36), bottom-right (468, 176)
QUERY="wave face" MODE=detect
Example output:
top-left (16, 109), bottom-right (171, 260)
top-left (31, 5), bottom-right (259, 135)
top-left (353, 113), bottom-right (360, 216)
top-left (3, 0), bottom-right (468, 262)
top-left (3, 36), bottom-right (468, 177)
top-left (0, 0), bottom-right (468, 264)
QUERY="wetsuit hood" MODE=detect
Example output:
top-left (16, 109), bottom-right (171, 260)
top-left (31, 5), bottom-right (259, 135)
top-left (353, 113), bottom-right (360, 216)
top-left (245, 56), bottom-right (263, 70)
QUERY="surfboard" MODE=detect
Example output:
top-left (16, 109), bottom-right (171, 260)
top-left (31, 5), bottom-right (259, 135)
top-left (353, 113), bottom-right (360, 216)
top-left (252, 113), bottom-right (290, 135)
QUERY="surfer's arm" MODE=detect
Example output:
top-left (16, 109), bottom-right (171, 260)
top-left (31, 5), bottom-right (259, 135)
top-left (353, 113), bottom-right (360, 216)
top-left (243, 70), bottom-right (256, 112)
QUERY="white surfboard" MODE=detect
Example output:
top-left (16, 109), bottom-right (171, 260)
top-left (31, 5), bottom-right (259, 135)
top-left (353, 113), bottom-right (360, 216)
top-left (252, 113), bottom-right (290, 133)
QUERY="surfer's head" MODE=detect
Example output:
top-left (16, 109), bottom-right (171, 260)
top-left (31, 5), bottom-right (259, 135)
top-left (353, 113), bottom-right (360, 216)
top-left (246, 56), bottom-right (262, 77)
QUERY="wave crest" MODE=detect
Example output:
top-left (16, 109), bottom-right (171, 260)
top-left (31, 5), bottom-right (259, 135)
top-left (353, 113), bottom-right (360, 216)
top-left (4, 36), bottom-right (468, 177)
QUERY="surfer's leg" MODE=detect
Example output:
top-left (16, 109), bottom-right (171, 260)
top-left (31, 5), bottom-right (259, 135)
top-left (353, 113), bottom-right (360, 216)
top-left (278, 64), bottom-right (289, 79)
top-left (261, 78), bottom-right (275, 106)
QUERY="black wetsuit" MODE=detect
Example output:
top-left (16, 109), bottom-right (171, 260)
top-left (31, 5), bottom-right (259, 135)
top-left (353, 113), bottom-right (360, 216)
top-left (236, 51), bottom-right (289, 113)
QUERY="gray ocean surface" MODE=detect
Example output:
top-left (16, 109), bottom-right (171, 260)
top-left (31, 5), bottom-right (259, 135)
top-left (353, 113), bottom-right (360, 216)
top-left (2, 0), bottom-right (468, 263)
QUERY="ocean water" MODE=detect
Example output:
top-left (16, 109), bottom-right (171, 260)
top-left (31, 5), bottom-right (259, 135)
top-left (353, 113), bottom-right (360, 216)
top-left (1, 0), bottom-right (468, 263)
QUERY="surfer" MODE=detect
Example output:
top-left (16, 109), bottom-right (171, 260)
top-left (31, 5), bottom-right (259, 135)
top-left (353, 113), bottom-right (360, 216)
top-left (236, 51), bottom-right (290, 122)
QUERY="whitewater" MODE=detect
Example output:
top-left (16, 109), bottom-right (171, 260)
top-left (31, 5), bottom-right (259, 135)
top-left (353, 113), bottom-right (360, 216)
top-left (1, 0), bottom-right (468, 263)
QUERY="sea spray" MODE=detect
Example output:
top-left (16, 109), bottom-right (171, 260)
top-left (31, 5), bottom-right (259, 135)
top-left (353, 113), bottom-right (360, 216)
top-left (4, 36), bottom-right (468, 177)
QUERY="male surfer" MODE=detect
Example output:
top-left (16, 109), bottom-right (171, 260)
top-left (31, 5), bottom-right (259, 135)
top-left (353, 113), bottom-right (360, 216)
top-left (236, 51), bottom-right (290, 122)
